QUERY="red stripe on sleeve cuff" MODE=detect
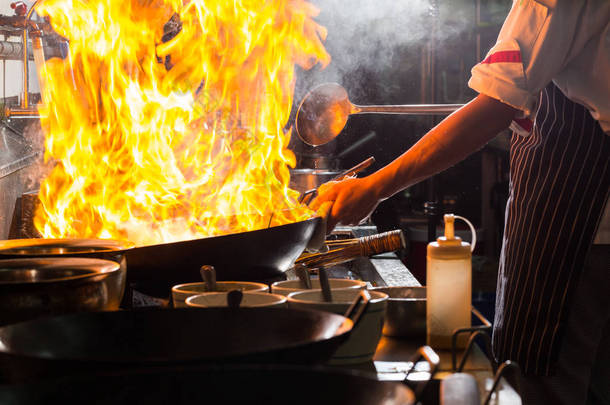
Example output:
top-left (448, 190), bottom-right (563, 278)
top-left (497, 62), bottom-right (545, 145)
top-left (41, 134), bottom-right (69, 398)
top-left (480, 50), bottom-right (522, 64)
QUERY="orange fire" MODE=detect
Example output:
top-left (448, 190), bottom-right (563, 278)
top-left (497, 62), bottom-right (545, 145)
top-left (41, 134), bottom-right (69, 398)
top-left (33, 0), bottom-right (330, 246)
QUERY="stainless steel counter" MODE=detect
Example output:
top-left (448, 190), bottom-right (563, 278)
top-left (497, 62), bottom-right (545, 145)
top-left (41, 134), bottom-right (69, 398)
top-left (326, 224), bottom-right (421, 288)
top-left (325, 226), bottom-right (521, 404)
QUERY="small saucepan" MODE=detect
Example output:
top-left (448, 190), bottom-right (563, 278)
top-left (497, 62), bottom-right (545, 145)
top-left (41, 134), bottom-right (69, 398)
top-left (369, 286), bottom-right (426, 338)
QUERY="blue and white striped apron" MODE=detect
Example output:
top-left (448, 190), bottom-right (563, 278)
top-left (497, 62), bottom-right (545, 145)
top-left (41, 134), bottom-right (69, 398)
top-left (493, 82), bottom-right (610, 376)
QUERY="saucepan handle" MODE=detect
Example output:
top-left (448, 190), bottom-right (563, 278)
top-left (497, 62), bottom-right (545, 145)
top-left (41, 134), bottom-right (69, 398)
top-left (404, 345), bottom-right (440, 403)
top-left (342, 289), bottom-right (370, 328)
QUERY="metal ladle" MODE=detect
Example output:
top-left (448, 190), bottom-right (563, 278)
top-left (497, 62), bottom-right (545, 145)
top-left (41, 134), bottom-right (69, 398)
top-left (296, 83), bottom-right (464, 146)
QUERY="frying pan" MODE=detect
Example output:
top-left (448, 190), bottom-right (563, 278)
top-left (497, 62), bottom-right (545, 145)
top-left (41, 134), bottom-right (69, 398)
top-left (0, 365), bottom-right (416, 405)
top-left (0, 306), bottom-right (359, 383)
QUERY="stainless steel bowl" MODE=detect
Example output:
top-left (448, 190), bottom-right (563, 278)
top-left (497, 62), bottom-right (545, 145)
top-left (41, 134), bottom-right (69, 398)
top-left (0, 257), bottom-right (123, 325)
top-left (369, 286), bottom-right (426, 338)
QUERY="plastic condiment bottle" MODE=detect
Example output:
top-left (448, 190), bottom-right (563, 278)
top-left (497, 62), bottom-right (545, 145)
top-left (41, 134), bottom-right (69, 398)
top-left (426, 214), bottom-right (476, 349)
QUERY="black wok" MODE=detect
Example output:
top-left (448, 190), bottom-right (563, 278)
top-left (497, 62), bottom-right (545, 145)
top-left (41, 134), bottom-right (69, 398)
top-left (0, 307), bottom-right (354, 383)
top-left (0, 365), bottom-right (416, 405)
top-left (123, 216), bottom-right (321, 293)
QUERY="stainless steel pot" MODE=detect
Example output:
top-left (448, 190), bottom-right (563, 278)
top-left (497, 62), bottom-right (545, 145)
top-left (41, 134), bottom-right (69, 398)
top-left (289, 168), bottom-right (341, 193)
top-left (0, 257), bottom-right (123, 326)
top-left (369, 286), bottom-right (426, 338)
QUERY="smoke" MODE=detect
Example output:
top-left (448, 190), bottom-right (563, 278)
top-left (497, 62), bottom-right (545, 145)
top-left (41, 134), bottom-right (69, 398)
top-left (295, 0), bottom-right (475, 101)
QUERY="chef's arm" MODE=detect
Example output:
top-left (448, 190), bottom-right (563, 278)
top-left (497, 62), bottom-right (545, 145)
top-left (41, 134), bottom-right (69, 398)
top-left (367, 93), bottom-right (518, 200)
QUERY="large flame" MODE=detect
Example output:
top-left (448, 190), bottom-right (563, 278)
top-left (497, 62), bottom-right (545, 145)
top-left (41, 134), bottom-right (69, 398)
top-left (33, 0), bottom-right (329, 246)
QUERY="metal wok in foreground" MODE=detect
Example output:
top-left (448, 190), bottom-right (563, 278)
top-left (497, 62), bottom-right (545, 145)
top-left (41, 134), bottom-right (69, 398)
top-left (0, 307), bottom-right (353, 383)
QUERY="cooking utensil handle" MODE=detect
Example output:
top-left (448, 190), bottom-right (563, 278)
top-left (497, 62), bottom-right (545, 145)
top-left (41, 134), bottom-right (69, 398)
top-left (227, 289), bottom-right (243, 309)
top-left (200, 265), bottom-right (216, 292)
top-left (359, 229), bottom-right (406, 256)
top-left (354, 103), bottom-right (463, 115)
top-left (455, 330), bottom-right (492, 373)
top-left (342, 289), bottom-right (370, 328)
top-left (405, 345), bottom-right (440, 404)
top-left (318, 267), bottom-right (332, 302)
top-left (483, 361), bottom-right (521, 405)
top-left (330, 156), bottom-right (375, 182)
top-left (295, 264), bottom-right (312, 289)
top-left (298, 156), bottom-right (376, 205)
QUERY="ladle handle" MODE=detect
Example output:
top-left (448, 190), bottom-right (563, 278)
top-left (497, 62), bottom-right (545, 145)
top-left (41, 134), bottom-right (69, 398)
top-left (353, 103), bottom-right (463, 115)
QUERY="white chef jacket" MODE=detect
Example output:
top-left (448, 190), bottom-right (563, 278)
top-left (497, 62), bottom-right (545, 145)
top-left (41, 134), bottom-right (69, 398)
top-left (468, 0), bottom-right (610, 136)
top-left (469, 0), bottom-right (610, 244)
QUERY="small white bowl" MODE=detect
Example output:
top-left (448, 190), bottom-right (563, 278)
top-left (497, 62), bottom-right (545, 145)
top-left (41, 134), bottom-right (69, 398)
top-left (171, 281), bottom-right (269, 308)
top-left (186, 291), bottom-right (287, 308)
top-left (287, 289), bottom-right (388, 364)
top-left (271, 278), bottom-right (366, 296)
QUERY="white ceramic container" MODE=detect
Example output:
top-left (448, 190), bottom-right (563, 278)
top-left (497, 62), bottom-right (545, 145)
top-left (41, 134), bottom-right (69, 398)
top-left (171, 281), bottom-right (269, 308)
top-left (185, 291), bottom-right (287, 308)
top-left (271, 278), bottom-right (365, 296)
top-left (287, 289), bottom-right (388, 364)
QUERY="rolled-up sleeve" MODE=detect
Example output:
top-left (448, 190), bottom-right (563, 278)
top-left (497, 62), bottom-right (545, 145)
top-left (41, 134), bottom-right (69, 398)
top-left (469, 0), bottom-right (593, 134)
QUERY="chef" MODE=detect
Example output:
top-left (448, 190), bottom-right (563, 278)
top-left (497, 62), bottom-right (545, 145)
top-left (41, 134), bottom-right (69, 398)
top-left (311, 1), bottom-right (609, 403)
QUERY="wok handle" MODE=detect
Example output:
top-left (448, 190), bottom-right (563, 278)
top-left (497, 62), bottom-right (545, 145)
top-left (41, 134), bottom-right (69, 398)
top-left (404, 345), bottom-right (440, 404)
top-left (342, 289), bottom-right (370, 328)
top-left (297, 229), bottom-right (406, 268)
top-left (358, 229), bottom-right (405, 256)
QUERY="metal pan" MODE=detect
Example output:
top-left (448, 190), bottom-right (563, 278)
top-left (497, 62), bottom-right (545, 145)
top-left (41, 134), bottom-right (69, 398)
top-left (0, 257), bottom-right (123, 326)
top-left (0, 238), bottom-right (131, 301)
top-left (122, 216), bottom-right (321, 292)
top-left (0, 306), bottom-right (357, 382)
top-left (0, 365), bottom-right (416, 405)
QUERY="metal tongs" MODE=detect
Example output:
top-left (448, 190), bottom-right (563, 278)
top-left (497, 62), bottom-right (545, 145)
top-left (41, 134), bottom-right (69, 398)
top-left (298, 156), bottom-right (375, 205)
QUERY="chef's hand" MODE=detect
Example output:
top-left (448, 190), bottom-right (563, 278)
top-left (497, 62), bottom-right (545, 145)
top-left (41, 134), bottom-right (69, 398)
top-left (310, 176), bottom-right (382, 234)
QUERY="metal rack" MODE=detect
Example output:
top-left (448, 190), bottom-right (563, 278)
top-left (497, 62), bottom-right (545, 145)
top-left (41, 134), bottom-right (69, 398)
top-left (1, 1), bottom-right (64, 119)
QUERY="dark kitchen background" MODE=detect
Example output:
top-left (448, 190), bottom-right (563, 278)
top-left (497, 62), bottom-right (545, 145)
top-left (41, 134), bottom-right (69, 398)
top-left (289, 0), bottom-right (512, 318)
